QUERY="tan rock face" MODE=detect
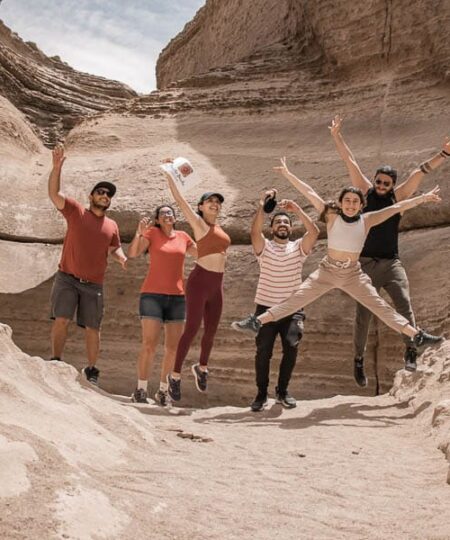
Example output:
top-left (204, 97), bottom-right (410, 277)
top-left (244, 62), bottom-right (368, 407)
top-left (0, 21), bottom-right (136, 146)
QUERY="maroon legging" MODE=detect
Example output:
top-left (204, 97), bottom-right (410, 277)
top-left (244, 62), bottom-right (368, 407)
top-left (173, 265), bottom-right (224, 373)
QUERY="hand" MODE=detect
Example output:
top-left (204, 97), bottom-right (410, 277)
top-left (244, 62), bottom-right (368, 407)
top-left (136, 217), bottom-right (152, 236)
top-left (52, 144), bottom-right (66, 169)
top-left (259, 188), bottom-right (277, 205)
top-left (162, 157), bottom-right (174, 164)
top-left (442, 136), bottom-right (450, 155)
top-left (422, 186), bottom-right (441, 204)
top-left (328, 114), bottom-right (342, 137)
top-left (273, 156), bottom-right (289, 176)
top-left (278, 199), bottom-right (300, 213)
top-left (119, 257), bottom-right (128, 270)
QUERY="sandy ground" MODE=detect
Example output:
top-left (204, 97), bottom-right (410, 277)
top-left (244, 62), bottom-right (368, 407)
top-left (1, 326), bottom-right (450, 540)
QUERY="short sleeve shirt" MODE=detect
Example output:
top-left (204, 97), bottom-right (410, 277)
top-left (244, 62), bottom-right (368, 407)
top-left (140, 228), bottom-right (194, 295)
top-left (58, 197), bottom-right (121, 284)
top-left (254, 238), bottom-right (306, 307)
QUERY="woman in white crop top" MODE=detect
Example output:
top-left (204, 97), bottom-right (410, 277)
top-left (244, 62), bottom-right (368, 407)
top-left (232, 157), bottom-right (442, 352)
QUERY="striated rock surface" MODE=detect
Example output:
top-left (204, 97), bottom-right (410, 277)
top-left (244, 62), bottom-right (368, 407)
top-left (0, 21), bottom-right (137, 146)
top-left (0, 1), bottom-right (449, 402)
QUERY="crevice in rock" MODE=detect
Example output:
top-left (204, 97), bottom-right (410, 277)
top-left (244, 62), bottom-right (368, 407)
top-left (381, 0), bottom-right (393, 63)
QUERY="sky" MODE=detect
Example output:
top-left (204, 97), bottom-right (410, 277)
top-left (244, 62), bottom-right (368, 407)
top-left (0, 0), bottom-right (205, 93)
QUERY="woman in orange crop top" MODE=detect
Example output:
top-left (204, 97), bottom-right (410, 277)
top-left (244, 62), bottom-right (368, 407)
top-left (233, 157), bottom-right (443, 369)
top-left (127, 204), bottom-right (197, 405)
top-left (162, 160), bottom-right (231, 402)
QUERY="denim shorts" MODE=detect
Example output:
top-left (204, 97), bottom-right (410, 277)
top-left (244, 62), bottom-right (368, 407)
top-left (139, 293), bottom-right (186, 323)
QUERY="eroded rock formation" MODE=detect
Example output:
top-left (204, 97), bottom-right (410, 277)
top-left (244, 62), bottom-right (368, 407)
top-left (0, 1), bottom-right (449, 404)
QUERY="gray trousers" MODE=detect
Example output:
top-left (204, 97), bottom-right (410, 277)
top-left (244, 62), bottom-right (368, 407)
top-left (354, 257), bottom-right (415, 356)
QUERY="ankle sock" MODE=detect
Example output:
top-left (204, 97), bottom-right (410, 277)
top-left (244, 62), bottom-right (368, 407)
top-left (137, 379), bottom-right (148, 391)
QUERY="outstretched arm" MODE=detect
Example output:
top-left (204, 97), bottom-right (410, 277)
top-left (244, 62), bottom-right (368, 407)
top-left (273, 157), bottom-right (326, 215)
top-left (395, 137), bottom-right (450, 201)
top-left (251, 189), bottom-right (275, 255)
top-left (364, 186), bottom-right (441, 229)
top-left (162, 159), bottom-right (208, 238)
top-left (278, 199), bottom-right (320, 255)
top-left (48, 145), bottom-right (66, 210)
top-left (329, 115), bottom-right (372, 194)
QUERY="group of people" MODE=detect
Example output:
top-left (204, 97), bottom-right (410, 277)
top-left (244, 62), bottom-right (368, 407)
top-left (47, 116), bottom-right (447, 410)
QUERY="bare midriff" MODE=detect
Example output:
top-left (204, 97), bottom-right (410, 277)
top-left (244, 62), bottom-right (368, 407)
top-left (197, 253), bottom-right (227, 273)
top-left (327, 247), bottom-right (360, 262)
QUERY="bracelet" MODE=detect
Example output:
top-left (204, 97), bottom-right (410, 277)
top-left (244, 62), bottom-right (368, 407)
top-left (419, 161), bottom-right (432, 174)
top-left (440, 149), bottom-right (450, 158)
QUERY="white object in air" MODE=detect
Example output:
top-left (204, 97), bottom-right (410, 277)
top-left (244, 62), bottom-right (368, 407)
top-left (160, 157), bottom-right (201, 193)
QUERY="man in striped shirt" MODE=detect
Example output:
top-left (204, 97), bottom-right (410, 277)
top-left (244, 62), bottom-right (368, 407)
top-left (247, 190), bottom-right (319, 411)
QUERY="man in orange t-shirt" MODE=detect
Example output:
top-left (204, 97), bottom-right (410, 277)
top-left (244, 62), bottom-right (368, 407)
top-left (48, 145), bottom-right (127, 385)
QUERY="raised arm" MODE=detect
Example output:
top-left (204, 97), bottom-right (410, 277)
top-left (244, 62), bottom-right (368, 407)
top-left (161, 160), bottom-right (208, 238)
top-left (364, 186), bottom-right (441, 230)
top-left (395, 136), bottom-right (450, 201)
top-left (278, 199), bottom-right (320, 255)
top-left (48, 145), bottom-right (66, 210)
top-left (329, 115), bottom-right (372, 194)
top-left (251, 189), bottom-right (275, 255)
top-left (127, 217), bottom-right (151, 258)
top-left (273, 157), bottom-right (326, 215)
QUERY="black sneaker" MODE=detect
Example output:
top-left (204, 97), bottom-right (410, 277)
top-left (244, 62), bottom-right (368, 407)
top-left (404, 347), bottom-right (417, 372)
top-left (191, 363), bottom-right (208, 393)
top-left (354, 356), bottom-right (367, 387)
top-left (275, 387), bottom-right (297, 409)
top-left (413, 329), bottom-right (443, 350)
top-left (251, 391), bottom-right (268, 412)
top-left (82, 366), bottom-right (100, 385)
top-left (231, 314), bottom-right (262, 335)
top-left (132, 388), bottom-right (149, 404)
top-left (167, 374), bottom-right (181, 401)
top-left (154, 389), bottom-right (170, 407)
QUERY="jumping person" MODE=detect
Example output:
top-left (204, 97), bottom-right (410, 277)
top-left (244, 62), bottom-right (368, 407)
top-left (48, 145), bottom-right (127, 385)
top-left (127, 205), bottom-right (196, 405)
top-left (245, 189), bottom-right (319, 411)
top-left (330, 115), bottom-right (445, 383)
top-left (232, 158), bottom-right (442, 361)
top-left (162, 161), bottom-right (231, 402)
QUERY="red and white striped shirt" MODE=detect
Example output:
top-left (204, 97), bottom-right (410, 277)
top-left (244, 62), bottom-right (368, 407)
top-left (254, 239), bottom-right (306, 307)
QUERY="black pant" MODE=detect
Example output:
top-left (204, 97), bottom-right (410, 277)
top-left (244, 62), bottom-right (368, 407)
top-left (254, 304), bottom-right (305, 394)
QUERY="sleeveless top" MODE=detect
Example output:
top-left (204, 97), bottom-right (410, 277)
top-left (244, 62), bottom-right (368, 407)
top-left (327, 214), bottom-right (366, 253)
top-left (197, 224), bottom-right (231, 258)
top-left (361, 188), bottom-right (400, 259)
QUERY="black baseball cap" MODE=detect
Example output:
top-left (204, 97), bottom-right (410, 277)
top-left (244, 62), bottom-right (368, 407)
top-left (90, 181), bottom-right (117, 197)
top-left (198, 192), bottom-right (224, 204)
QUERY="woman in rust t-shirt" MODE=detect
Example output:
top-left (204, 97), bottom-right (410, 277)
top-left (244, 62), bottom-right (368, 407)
top-left (127, 204), bottom-right (196, 405)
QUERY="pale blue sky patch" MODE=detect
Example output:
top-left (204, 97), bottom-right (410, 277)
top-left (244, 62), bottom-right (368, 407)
top-left (0, 0), bottom-right (204, 92)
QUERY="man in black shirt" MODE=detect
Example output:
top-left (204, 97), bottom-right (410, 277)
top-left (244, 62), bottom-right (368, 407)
top-left (330, 115), bottom-right (446, 384)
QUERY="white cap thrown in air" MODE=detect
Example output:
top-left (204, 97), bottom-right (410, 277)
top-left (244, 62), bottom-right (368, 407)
top-left (160, 157), bottom-right (201, 193)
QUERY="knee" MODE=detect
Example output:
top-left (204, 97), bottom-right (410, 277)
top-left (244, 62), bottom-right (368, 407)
top-left (142, 338), bottom-right (159, 354)
top-left (53, 318), bottom-right (70, 329)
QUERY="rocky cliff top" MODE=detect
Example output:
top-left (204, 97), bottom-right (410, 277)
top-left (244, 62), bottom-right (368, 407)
top-left (0, 20), bottom-right (137, 146)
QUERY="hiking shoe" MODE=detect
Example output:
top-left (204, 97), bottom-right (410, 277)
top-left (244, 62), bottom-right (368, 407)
top-left (191, 363), bottom-right (208, 393)
top-left (167, 374), bottom-right (181, 401)
top-left (354, 356), bottom-right (367, 387)
top-left (82, 366), bottom-right (100, 385)
top-left (404, 347), bottom-right (417, 372)
top-left (154, 389), bottom-right (170, 407)
top-left (231, 314), bottom-right (262, 335)
top-left (413, 329), bottom-right (443, 351)
top-left (251, 391), bottom-right (268, 412)
top-left (132, 388), bottom-right (149, 404)
top-left (275, 387), bottom-right (297, 409)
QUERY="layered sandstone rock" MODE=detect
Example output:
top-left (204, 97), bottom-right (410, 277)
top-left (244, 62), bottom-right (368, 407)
top-left (0, 1), bottom-right (449, 403)
top-left (0, 21), bottom-right (136, 146)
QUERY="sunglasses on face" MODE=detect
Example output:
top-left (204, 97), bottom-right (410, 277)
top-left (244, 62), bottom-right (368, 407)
top-left (374, 178), bottom-right (392, 188)
top-left (94, 188), bottom-right (111, 197)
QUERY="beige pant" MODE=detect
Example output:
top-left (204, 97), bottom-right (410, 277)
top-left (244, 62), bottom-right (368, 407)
top-left (267, 257), bottom-right (410, 335)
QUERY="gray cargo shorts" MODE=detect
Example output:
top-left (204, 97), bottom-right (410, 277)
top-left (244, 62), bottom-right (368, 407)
top-left (50, 271), bottom-right (104, 329)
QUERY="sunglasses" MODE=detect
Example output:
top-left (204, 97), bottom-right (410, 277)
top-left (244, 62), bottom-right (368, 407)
top-left (374, 179), bottom-right (392, 188)
top-left (159, 210), bottom-right (174, 217)
top-left (94, 188), bottom-right (111, 197)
